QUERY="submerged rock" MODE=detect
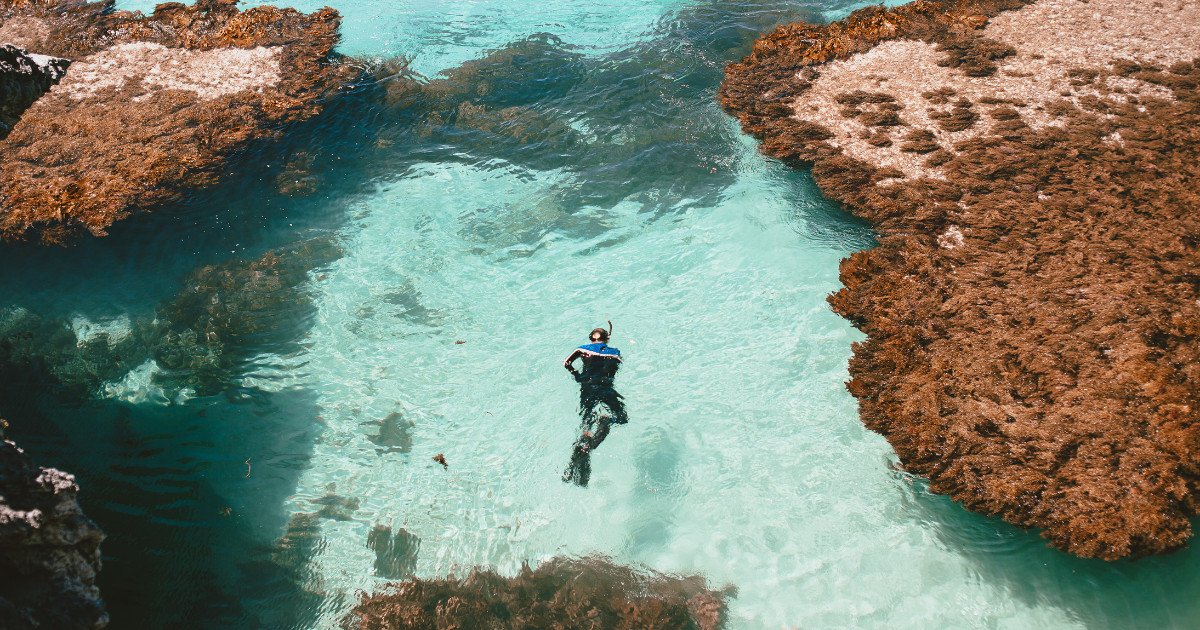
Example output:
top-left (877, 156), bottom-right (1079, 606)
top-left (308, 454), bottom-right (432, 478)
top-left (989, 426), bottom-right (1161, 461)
top-left (365, 525), bottom-right (419, 580)
top-left (0, 430), bottom-right (106, 629)
top-left (151, 236), bottom-right (343, 394)
top-left (0, 305), bottom-right (150, 399)
top-left (365, 412), bottom-right (414, 454)
top-left (312, 494), bottom-right (360, 522)
top-left (0, 236), bottom-right (342, 401)
top-left (344, 555), bottom-right (731, 630)
top-left (721, 0), bottom-right (1200, 559)
top-left (0, 0), bottom-right (357, 244)
top-left (0, 43), bottom-right (67, 138)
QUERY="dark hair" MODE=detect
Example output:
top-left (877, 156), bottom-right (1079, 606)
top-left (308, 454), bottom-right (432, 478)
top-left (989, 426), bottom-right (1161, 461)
top-left (589, 327), bottom-right (609, 342)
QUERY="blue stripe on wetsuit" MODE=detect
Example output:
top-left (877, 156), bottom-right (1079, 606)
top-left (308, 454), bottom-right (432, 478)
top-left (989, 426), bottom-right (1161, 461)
top-left (576, 342), bottom-right (620, 357)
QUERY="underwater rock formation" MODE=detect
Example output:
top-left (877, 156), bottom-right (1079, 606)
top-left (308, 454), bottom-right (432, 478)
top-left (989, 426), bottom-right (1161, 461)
top-left (0, 236), bottom-right (342, 400)
top-left (0, 428), bottom-right (107, 629)
top-left (365, 524), bottom-right (419, 580)
top-left (0, 0), bottom-right (356, 244)
top-left (0, 305), bottom-right (146, 399)
top-left (344, 555), bottom-right (730, 630)
top-left (0, 43), bottom-right (67, 138)
top-left (151, 236), bottom-right (342, 394)
top-left (721, 0), bottom-right (1200, 559)
top-left (364, 412), bottom-right (414, 454)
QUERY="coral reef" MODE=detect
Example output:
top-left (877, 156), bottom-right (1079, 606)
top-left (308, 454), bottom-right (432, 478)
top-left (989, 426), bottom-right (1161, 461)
top-left (721, 0), bottom-right (1200, 559)
top-left (344, 555), bottom-right (731, 630)
top-left (0, 43), bottom-right (67, 137)
top-left (0, 426), bottom-right (106, 629)
top-left (0, 0), bottom-right (356, 243)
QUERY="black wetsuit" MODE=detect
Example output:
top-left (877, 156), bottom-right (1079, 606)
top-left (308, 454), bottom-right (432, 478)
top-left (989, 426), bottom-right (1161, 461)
top-left (562, 341), bottom-right (626, 486)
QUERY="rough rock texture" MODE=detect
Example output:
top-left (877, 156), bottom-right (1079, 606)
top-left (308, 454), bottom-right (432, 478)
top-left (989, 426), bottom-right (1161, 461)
top-left (0, 0), bottom-right (356, 244)
top-left (0, 43), bottom-right (67, 138)
top-left (720, 0), bottom-right (1200, 559)
top-left (0, 429), bottom-right (106, 629)
top-left (344, 555), bottom-right (731, 630)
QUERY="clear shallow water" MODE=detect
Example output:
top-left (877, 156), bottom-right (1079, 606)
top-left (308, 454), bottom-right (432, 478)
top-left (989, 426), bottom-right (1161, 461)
top-left (2, 0), bottom-right (1199, 628)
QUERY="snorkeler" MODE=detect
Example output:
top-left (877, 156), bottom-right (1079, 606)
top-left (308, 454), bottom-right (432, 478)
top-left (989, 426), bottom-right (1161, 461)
top-left (561, 320), bottom-right (627, 487)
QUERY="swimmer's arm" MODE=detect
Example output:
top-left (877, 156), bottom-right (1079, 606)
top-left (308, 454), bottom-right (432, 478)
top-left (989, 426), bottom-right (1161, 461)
top-left (563, 349), bottom-right (583, 376)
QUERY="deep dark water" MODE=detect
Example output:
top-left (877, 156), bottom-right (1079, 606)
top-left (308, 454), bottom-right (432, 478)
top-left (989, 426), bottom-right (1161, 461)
top-left (9, 390), bottom-right (327, 628)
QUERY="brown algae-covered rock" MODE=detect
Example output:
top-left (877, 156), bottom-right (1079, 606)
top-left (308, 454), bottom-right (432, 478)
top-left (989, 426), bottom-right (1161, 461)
top-left (0, 434), bottom-right (107, 629)
top-left (721, 0), bottom-right (1200, 559)
top-left (344, 555), bottom-right (731, 630)
top-left (0, 0), bottom-right (356, 244)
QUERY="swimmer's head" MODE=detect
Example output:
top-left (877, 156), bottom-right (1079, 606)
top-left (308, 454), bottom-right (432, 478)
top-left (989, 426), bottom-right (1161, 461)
top-left (589, 327), bottom-right (609, 343)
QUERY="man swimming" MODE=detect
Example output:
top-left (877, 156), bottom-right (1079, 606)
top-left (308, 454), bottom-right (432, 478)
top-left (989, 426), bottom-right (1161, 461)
top-left (562, 321), bottom-right (627, 487)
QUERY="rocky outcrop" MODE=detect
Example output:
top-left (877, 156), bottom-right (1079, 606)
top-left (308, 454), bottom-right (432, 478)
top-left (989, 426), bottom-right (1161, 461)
top-left (344, 555), bottom-right (731, 630)
top-left (0, 43), bottom-right (67, 138)
top-left (721, 0), bottom-right (1200, 559)
top-left (0, 0), bottom-right (358, 244)
top-left (0, 429), bottom-right (106, 629)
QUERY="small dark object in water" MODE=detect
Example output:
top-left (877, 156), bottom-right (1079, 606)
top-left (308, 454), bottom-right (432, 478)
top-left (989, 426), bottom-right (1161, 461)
top-left (433, 454), bottom-right (447, 469)
top-left (454, 340), bottom-right (466, 344)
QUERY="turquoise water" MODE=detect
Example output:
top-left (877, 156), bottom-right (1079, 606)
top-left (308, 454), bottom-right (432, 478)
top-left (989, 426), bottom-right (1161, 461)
top-left (2, 0), bottom-right (1200, 628)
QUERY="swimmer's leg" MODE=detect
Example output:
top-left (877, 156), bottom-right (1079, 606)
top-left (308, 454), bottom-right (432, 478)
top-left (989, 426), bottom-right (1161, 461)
top-left (586, 415), bottom-right (613, 450)
top-left (604, 391), bottom-right (628, 425)
top-left (563, 405), bottom-right (598, 486)
top-left (562, 411), bottom-right (614, 487)
top-left (563, 442), bottom-right (591, 487)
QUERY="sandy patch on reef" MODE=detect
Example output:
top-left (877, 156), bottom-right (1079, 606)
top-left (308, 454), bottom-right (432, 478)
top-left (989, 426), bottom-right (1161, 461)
top-left (0, 16), bottom-right (49, 48)
top-left (52, 42), bottom-right (280, 101)
top-left (794, 0), bottom-right (1200, 180)
top-left (986, 0), bottom-right (1200, 67)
